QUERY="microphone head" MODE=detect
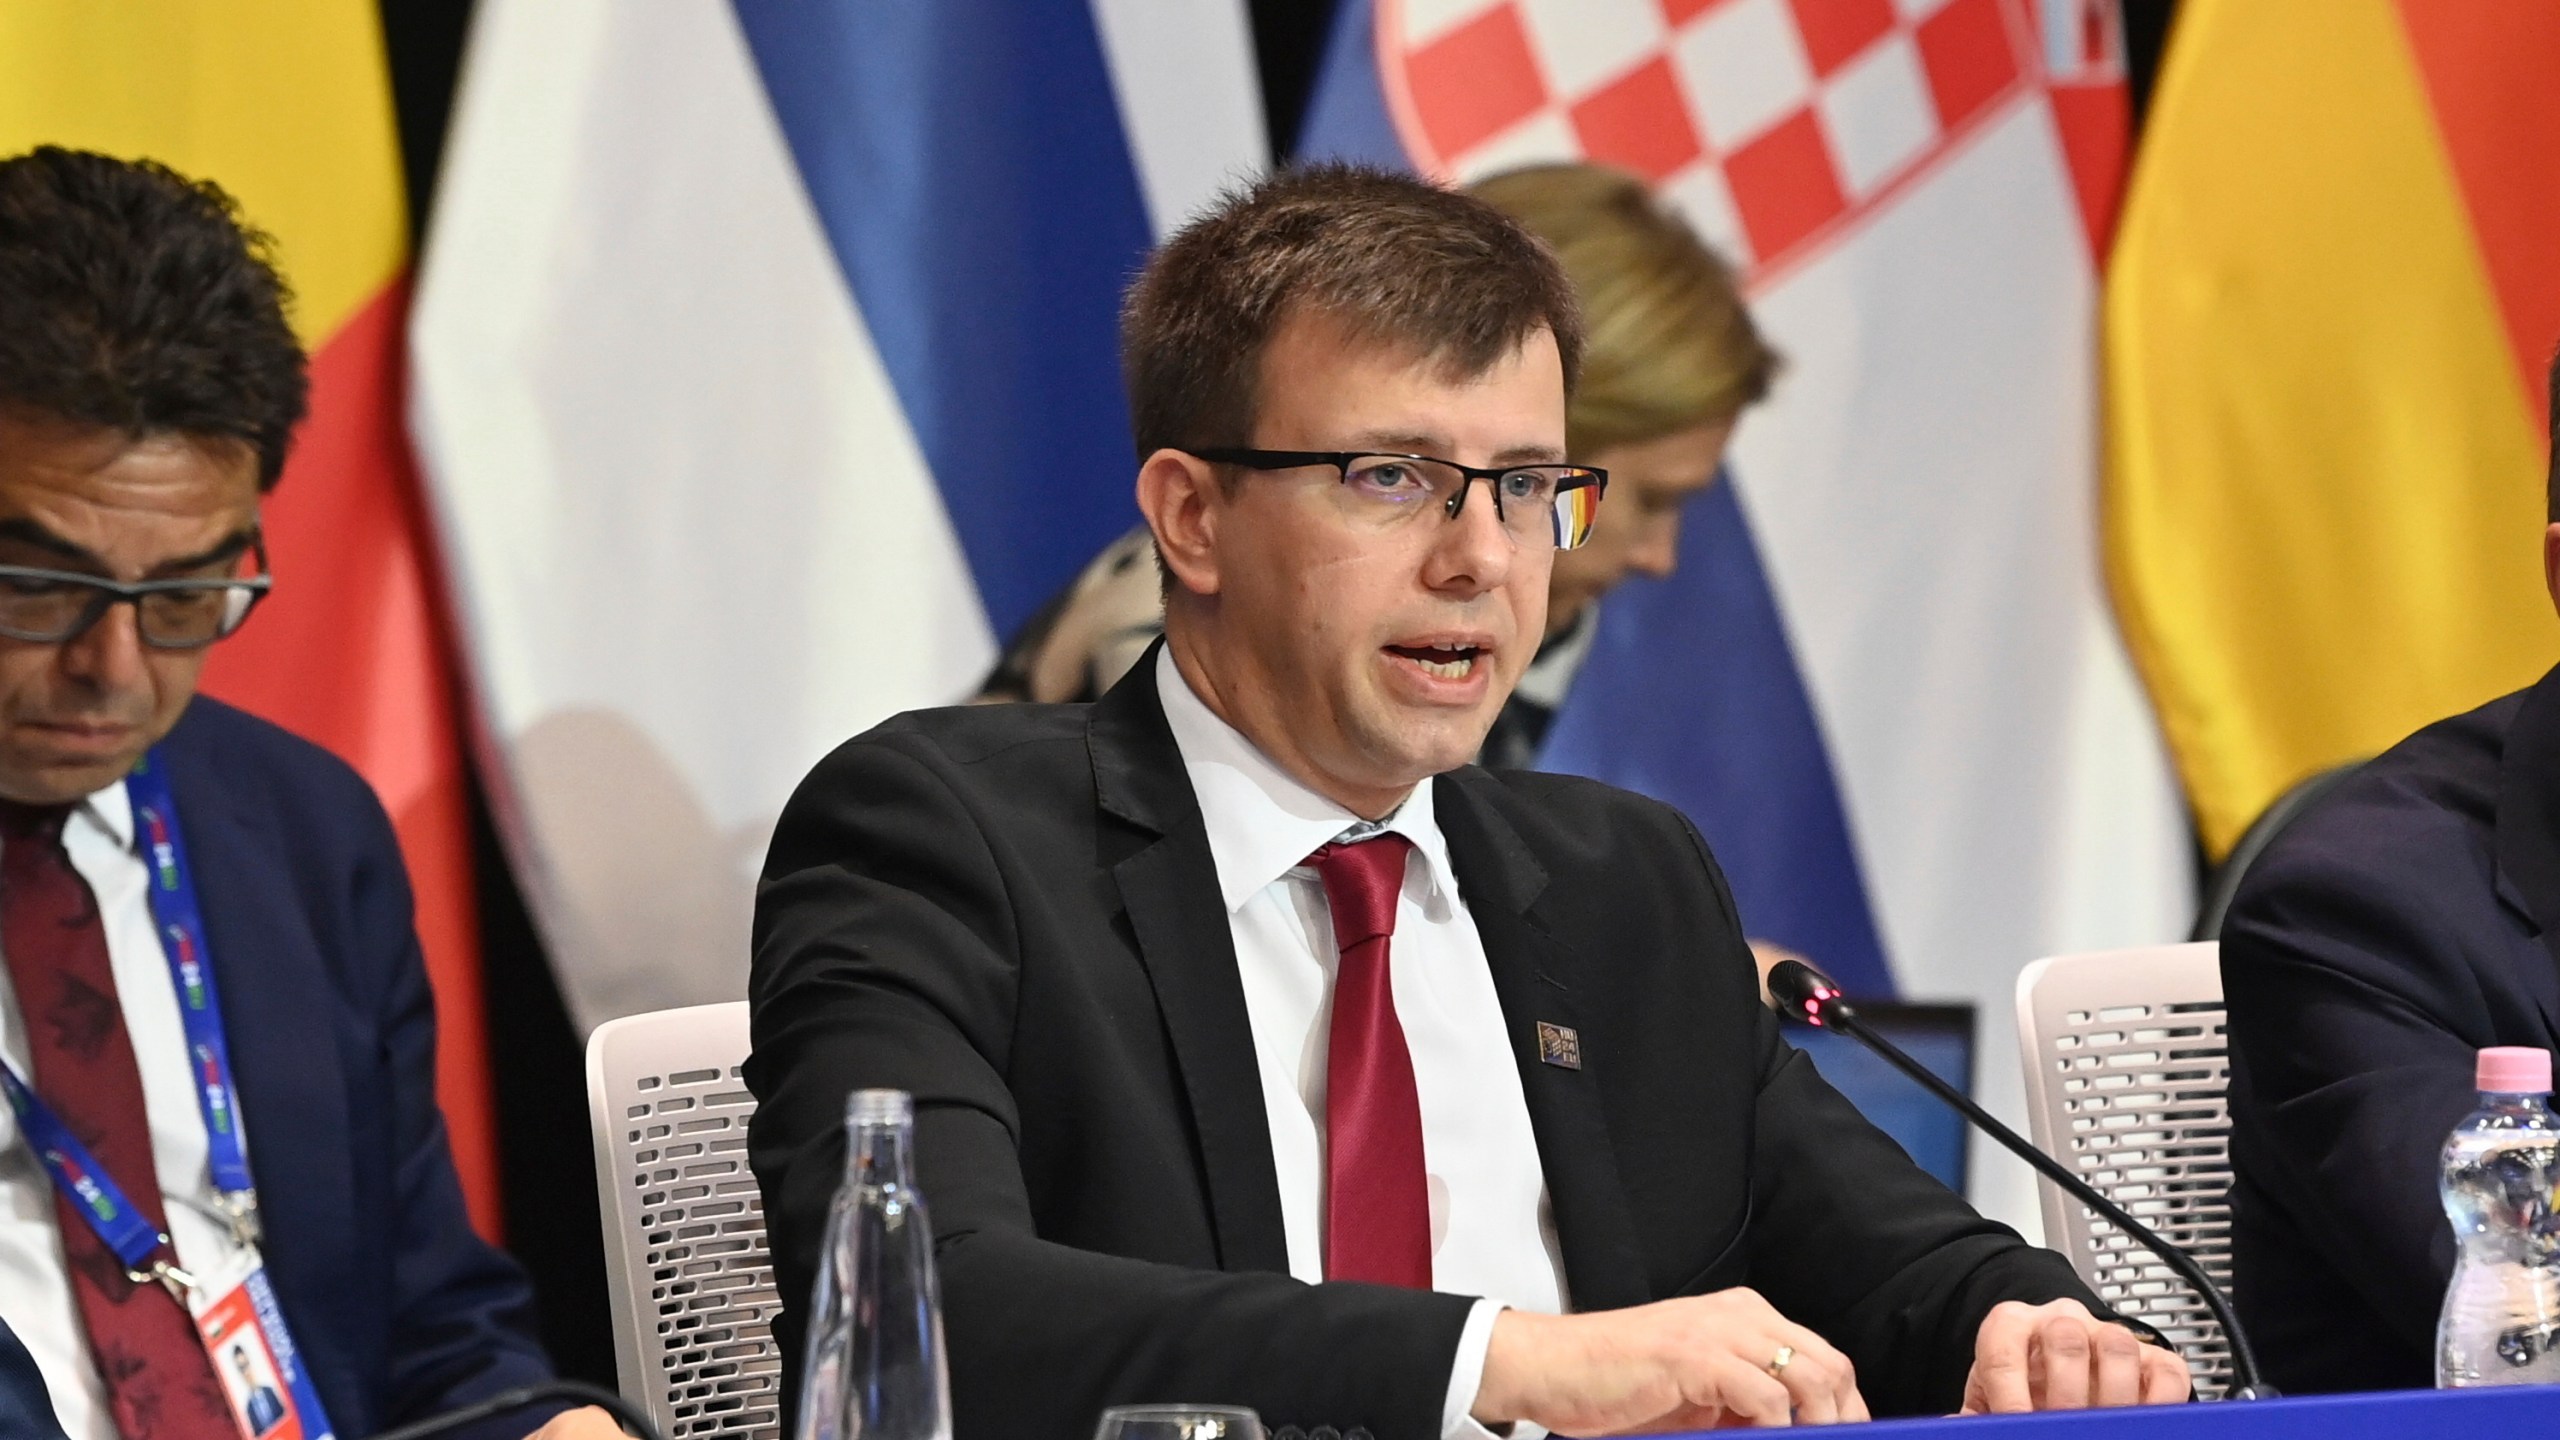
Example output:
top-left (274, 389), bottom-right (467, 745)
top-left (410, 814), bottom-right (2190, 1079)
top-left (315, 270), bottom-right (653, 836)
top-left (1766, 959), bottom-right (1847, 1027)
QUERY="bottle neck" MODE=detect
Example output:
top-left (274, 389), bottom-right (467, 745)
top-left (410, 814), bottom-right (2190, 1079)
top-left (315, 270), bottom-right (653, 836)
top-left (2475, 1090), bottom-right (2555, 1114)
top-left (843, 1114), bottom-right (918, 1188)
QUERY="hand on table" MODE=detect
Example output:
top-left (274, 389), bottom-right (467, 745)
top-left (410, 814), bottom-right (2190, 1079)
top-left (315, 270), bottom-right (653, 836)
top-left (1956, 1299), bottom-right (2191, 1414)
top-left (1470, 1287), bottom-right (1870, 1432)
top-left (525, 1404), bottom-right (630, 1438)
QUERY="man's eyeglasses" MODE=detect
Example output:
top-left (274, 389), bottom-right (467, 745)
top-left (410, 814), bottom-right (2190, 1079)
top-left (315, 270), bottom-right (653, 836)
top-left (1190, 449), bottom-right (1609, 550)
top-left (0, 536), bottom-right (271, 650)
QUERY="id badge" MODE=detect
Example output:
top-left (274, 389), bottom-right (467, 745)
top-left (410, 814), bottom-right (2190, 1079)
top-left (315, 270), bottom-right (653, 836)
top-left (187, 1247), bottom-right (337, 1440)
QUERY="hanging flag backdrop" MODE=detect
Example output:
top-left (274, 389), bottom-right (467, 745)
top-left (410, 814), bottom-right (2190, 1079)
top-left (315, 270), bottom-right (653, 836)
top-left (2107, 0), bottom-right (2560, 855)
top-left (0, 3), bottom-right (500, 1234)
top-left (413, 0), bottom-right (1267, 1030)
top-left (1302, 0), bottom-right (2192, 1232)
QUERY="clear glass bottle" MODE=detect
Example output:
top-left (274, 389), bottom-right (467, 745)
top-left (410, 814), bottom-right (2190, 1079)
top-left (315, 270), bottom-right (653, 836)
top-left (796, 1089), bottom-right (953, 1440)
top-left (2437, 1047), bottom-right (2560, 1387)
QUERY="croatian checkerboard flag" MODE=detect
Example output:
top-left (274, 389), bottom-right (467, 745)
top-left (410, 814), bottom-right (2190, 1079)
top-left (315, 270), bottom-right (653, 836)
top-left (410, 1), bottom-right (1264, 1028)
top-left (1303, 0), bottom-right (2193, 1226)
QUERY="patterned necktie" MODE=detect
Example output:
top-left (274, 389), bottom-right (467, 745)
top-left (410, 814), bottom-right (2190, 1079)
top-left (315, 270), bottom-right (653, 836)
top-left (1307, 831), bottom-right (1432, 1287)
top-left (3, 803), bottom-right (233, 1439)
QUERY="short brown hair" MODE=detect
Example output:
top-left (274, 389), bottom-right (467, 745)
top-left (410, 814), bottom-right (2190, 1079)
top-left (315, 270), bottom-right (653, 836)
top-left (1121, 163), bottom-right (1584, 457)
top-left (1470, 163), bottom-right (1776, 456)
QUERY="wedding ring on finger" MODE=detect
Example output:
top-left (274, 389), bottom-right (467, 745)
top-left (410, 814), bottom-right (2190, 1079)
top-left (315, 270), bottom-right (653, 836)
top-left (1766, 1344), bottom-right (1795, 1377)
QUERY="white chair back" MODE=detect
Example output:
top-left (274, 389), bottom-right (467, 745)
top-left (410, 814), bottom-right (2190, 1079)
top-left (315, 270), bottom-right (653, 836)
top-left (2014, 943), bottom-right (2234, 1394)
top-left (585, 1002), bottom-right (783, 1438)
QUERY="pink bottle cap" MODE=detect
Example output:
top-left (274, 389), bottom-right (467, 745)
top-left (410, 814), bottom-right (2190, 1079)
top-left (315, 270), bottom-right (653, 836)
top-left (2477, 1047), bottom-right (2552, 1094)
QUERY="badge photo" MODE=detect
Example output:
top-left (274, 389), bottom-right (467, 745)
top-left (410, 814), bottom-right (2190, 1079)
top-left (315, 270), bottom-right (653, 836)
top-left (196, 1278), bottom-right (299, 1440)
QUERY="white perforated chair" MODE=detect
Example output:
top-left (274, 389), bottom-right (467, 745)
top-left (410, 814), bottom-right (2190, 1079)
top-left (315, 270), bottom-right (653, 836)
top-left (2015, 943), bottom-right (2234, 1395)
top-left (586, 1002), bottom-right (784, 1438)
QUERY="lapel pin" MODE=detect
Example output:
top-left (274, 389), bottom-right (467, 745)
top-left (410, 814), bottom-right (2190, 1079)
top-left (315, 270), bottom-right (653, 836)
top-left (1536, 1021), bottom-right (1582, 1071)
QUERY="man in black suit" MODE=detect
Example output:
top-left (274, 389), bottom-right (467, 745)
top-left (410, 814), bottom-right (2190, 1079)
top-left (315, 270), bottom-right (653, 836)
top-left (749, 165), bottom-right (2187, 1440)
top-left (2222, 353), bottom-right (2560, 1392)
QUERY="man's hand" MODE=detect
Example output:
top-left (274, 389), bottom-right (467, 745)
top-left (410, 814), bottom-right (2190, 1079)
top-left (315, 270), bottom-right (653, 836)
top-left (525, 1405), bottom-right (629, 1438)
top-left (1471, 1289), bottom-right (1870, 1432)
top-left (1956, 1299), bottom-right (2191, 1414)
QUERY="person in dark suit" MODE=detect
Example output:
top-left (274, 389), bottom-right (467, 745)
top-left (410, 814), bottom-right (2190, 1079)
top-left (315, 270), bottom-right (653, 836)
top-left (0, 149), bottom-right (611, 1440)
top-left (749, 164), bottom-right (2187, 1440)
top-left (2221, 354), bottom-right (2560, 1393)
top-left (226, 1346), bottom-right (285, 1436)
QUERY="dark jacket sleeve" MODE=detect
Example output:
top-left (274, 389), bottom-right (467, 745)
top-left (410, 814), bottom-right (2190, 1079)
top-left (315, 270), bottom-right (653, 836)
top-left (340, 772), bottom-right (563, 1440)
top-left (749, 734), bottom-right (1473, 1440)
top-left (1742, 1032), bottom-right (2110, 1412)
top-left (0, 1319), bottom-right (67, 1440)
top-left (2220, 829), bottom-right (2496, 1359)
top-left (1673, 812), bottom-right (2120, 1415)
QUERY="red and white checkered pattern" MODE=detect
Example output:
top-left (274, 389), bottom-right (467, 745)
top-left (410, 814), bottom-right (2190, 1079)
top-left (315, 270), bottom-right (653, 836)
top-left (1379, 0), bottom-right (2048, 283)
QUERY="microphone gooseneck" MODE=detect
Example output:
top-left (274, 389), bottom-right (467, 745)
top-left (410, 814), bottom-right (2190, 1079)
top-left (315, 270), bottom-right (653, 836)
top-left (1766, 959), bottom-right (2276, 1402)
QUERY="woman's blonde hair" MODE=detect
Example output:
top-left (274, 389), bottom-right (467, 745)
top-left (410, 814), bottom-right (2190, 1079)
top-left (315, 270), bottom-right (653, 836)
top-left (1470, 163), bottom-right (1776, 456)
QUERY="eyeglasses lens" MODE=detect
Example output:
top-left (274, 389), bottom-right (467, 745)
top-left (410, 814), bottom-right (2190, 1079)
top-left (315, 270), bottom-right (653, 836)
top-left (1339, 456), bottom-right (1597, 549)
top-left (0, 574), bottom-right (259, 648)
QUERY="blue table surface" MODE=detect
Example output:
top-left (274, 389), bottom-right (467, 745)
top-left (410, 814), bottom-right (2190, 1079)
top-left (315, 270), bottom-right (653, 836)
top-left (1651, 1386), bottom-right (2560, 1438)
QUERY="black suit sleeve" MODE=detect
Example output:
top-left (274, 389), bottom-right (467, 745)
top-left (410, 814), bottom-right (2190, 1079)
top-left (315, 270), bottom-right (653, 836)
top-left (748, 735), bottom-right (1474, 1440)
top-left (1672, 813), bottom-right (2116, 1414)
top-left (2221, 842), bottom-right (2490, 1357)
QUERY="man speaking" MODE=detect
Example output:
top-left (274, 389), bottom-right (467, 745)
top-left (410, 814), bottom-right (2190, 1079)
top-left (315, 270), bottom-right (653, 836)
top-left (748, 166), bottom-right (2187, 1438)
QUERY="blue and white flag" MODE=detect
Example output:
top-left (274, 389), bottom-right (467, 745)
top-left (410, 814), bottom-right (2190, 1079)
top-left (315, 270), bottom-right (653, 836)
top-left (1301, 0), bottom-right (2192, 1230)
top-left (411, 0), bottom-right (1266, 1027)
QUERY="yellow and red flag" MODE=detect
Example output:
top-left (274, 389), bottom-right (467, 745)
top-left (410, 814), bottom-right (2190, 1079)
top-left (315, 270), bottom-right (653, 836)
top-left (0, 5), bottom-right (499, 1231)
top-left (2106, 0), bottom-right (2560, 853)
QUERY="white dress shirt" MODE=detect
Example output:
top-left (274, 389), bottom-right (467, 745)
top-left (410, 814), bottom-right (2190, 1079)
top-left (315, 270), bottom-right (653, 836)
top-left (0, 780), bottom-right (256, 1440)
top-left (1156, 650), bottom-right (1567, 1438)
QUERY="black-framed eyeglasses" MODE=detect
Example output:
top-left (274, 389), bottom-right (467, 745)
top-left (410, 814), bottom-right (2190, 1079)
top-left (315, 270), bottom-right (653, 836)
top-left (1190, 448), bottom-right (1609, 550)
top-left (0, 535), bottom-right (272, 650)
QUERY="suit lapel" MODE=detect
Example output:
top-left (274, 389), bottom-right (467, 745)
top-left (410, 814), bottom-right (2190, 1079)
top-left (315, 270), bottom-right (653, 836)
top-left (2492, 663), bottom-right (2560, 1041)
top-left (1088, 655), bottom-right (1291, 1275)
top-left (161, 711), bottom-right (362, 1366)
top-left (1434, 770), bottom-right (1651, 1311)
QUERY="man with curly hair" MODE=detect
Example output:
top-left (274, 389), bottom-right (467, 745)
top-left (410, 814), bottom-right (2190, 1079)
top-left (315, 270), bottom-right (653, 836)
top-left (0, 148), bottom-right (609, 1440)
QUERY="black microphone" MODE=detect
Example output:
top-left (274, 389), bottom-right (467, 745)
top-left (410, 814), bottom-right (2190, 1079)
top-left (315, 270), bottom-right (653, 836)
top-left (362, 1380), bottom-right (663, 1440)
top-left (1765, 959), bottom-right (2275, 1401)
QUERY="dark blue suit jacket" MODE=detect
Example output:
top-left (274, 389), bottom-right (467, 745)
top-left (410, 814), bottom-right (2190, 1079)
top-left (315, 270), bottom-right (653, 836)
top-left (0, 1317), bottom-right (65, 1440)
top-left (163, 697), bottom-right (560, 1439)
top-left (2222, 663), bottom-right (2560, 1393)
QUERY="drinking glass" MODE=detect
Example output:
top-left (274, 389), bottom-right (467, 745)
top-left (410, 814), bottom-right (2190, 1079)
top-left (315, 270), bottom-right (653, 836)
top-left (1092, 1404), bottom-right (1265, 1440)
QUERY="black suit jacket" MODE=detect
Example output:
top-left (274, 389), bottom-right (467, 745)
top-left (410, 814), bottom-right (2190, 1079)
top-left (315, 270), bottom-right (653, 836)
top-left (156, 699), bottom-right (560, 1440)
top-left (748, 660), bottom-right (2108, 1440)
top-left (2223, 663), bottom-right (2560, 1393)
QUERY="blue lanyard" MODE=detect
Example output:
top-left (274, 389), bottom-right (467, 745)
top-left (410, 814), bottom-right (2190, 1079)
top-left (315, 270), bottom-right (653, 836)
top-left (0, 1063), bottom-right (175, 1281)
top-left (0, 746), bottom-right (256, 1288)
top-left (123, 749), bottom-right (258, 1224)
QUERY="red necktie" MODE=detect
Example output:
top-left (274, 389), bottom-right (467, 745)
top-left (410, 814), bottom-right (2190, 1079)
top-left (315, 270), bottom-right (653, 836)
top-left (5, 803), bottom-right (233, 1439)
top-left (1309, 833), bottom-right (1433, 1288)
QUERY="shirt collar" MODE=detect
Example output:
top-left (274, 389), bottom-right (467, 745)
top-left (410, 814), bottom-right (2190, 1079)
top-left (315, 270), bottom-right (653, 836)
top-left (76, 777), bottom-right (134, 851)
top-left (1154, 646), bottom-right (1458, 915)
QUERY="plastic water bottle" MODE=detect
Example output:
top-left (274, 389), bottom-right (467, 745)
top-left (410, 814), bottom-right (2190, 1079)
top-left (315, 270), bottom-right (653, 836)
top-left (2437, 1047), bottom-right (2560, 1387)
top-left (796, 1089), bottom-right (953, 1440)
